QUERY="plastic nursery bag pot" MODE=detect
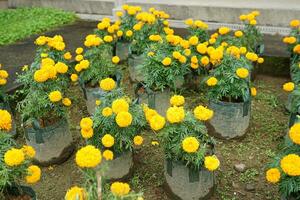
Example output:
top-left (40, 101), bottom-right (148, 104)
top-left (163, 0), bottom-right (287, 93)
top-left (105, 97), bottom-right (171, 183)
top-left (101, 151), bottom-right (133, 181)
top-left (24, 118), bottom-right (74, 166)
top-left (128, 54), bottom-right (145, 83)
top-left (207, 98), bottom-right (251, 140)
top-left (5, 185), bottom-right (36, 200)
top-left (0, 98), bottom-right (17, 137)
top-left (136, 86), bottom-right (171, 116)
top-left (82, 85), bottom-right (106, 115)
top-left (115, 42), bottom-right (130, 62)
top-left (164, 160), bottom-right (215, 200)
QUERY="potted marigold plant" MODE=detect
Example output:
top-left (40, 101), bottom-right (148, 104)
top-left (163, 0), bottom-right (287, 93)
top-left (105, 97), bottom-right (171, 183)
top-left (282, 20), bottom-right (300, 112)
top-left (74, 33), bottom-right (120, 114)
top-left (138, 33), bottom-right (191, 115)
top-left (119, 6), bottom-right (168, 82)
top-left (145, 95), bottom-right (219, 199)
top-left (0, 110), bottom-right (41, 200)
top-left (65, 145), bottom-right (143, 200)
top-left (0, 65), bottom-right (17, 137)
top-left (16, 35), bottom-right (74, 165)
top-left (204, 45), bottom-right (258, 139)
top-left (266, 123), bottom-right (300, 199)
top-left (79, 83), bottom-right (146, 180)
top-left (282, 82), bottom-right (300, 127)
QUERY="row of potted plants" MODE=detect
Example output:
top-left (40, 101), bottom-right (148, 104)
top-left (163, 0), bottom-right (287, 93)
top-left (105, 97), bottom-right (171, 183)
top-left (266, 19), bottom-right (300, 200)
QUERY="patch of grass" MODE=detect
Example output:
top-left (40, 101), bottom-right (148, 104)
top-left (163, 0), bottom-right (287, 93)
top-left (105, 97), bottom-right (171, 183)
top-left (239, 168), bottom-right (259, 183)
top-left (0, 7), bottom-right (76, 45)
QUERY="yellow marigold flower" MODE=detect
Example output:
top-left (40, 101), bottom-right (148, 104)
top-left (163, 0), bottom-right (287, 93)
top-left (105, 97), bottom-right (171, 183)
top-left (185, 18), bottom-right (194, 26)
top-left (95, 100), bottom-right (101, 106)
top-left (62, 98), bottom-right (72, 107)
top-left (116, 111), bottom-right (132, 127)
top-left (193, 105), bottom-right (213, 121)
top-left (234, 30), bottom-right (243, 37)
top-left (144, 108), bottom-right (158, 122)
top-left (188, 36), bottom-right (199, 45)
top-left (81, 128), bottom-right (93, 139)
top-left (127, 7), bottom-right (137, 15)
top-left (166, 106), bottom-right (185, 123)
top-left (102, 107), bottom-right (113, 117)
top-left (41, 58), bottom-right (55, 67)
top-left (257, 57), bottom-right (264, 64)
top-left (294, 44), bottom-right (300, 54)
top-left (170, 95), bottom-right (185, 107)
top-left (80, 117), bottom-right (93, 130)
top-left (79, 60), bottom-right (90, 69)
top-left (65, 186), bottom-right (86, 200)
top-left (100, 78), bottom-right (116, 91)
top-left (0, 70), bottom-right (9, 79)
top-left (64, 52), bottom-right (72, 60)
top-left (204, 155), bottom-right (220, 171)
top-left (104, 35), bottom-right (113, 43)
top-left (198, 43), bottom-right (208, 54)
top-left (201, 56), bottom-right (210, 66)
top-left (102, 134), bottom-right (115, 148)
top-left (283, 82), bottom-right (295, 92)
top-left (122, 4), bottom-right (129, 10)
top-left (134, 135), bottom-right (143, 146)
top-left (182, 137), bottom-right (199, 153)
top-left (239, 14), bottom-right (247, 21)
top-left (183, 49), bottom-right (191, 56)
top-left (191, 63), bottom-right (199, 69)
top-left (49, 91), bottom-right (62, 103)
top-left (0, 78), bottom-right (7, 85)
top-left (151, 141), bottom-right (159, 146)
top-left (75, 145), bottom-right (101, 168)
top-left (149, 114), bottom-right (165, 131)
top-left (236, 67), bottom-right (249, 78)
top-left (55, 62), bottom-right (68, 74)
top-left (111, 182), bottom-right (130, 197)
top-left (112, 56), bottom-right (120, 64)
top-left (247, 13), bottom-right (255, 21)
top-left (112, 99), bottom-right (129, 114)
top-left (245, 52), bottom-right (258, 62)
top-left (126, 30), bottom-right (133, 37)
top-left (0, 109), bottom-right (12, 131)
top-left (249, 87), bottom-right (257, 97)
top-left (290, 19), bottom-right (300, 28)
top-left (70, 74), bottom-right (78, 82)
top-left (218, 27), bottom-right (230, 35)
top-left (266, 168), bottom-right (280, 184)
top-left (289, 123), bottom-right (300, 145)
top-left (250, 19), bottom-right (257, 25)
top-left (116, 11), bottom-right (123, 17)
top-left (206, 77), bottom-right (218, 86)
top-left (191, 56), bottom-right (198, 64)
top-left (162, 57), bottom-right (172, 66)
top-left (4, 148), bottom-right (25, 166)
top-left (240, 47), bottom-right (247, 55)
top-left (40, 53), bottom-right (48, 58)
top-left (172, 51), bottom-right (181, 59)
top-left (103, 150), bottom-right (114, 160)
top-left (179, 56), bottom-right (187, 64)
top-left (117, 30), bottom-right (123, 37)
top-left (75, 55), bottom-right (83, 62)
top-left (26, 165), bottom-right (41, 184)
top-left (34, 69), bottom-right (48, 83)
top-left (75, 47), bottom-right (83, 55)
top-left (35, 36), bottom-right (47, 46)
top-left (252, 10), bottom-right (260, 17)
top-left (280, 154), bottom-right (300, 176)
top-left (21, 145), bottom-right (35, 158)
top-left (209, 38), bottom-right (216, 44)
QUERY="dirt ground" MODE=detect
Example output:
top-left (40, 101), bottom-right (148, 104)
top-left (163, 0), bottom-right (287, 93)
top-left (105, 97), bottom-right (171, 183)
top-left (11, 74), bottom-right (289, 200)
